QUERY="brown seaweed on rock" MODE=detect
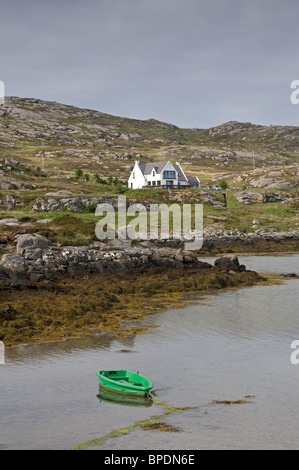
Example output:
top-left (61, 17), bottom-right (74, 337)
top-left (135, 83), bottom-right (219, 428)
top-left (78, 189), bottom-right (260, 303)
top-left (0, 259), bottom-right (264, 347)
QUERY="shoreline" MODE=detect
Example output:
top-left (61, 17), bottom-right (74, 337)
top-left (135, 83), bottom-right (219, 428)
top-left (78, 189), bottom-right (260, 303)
top-left (1, 227), bottom-right (299, 286)
top-left (0, 253), bottom-right (266, 348)
top-left (0, 230), bottom-right (298, 349)
top-left (5, 272), bottom-right (287, 352)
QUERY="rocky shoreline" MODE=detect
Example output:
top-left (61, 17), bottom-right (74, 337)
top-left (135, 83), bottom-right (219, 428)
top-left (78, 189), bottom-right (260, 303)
top-left (0, 223), bottom-right (297, 347)
top-left (0, 230), bottom-right (271, 347)
top-left (0, 226), bottom-right (299, 286)
top-left (199, 226), bottom-right (299, 254)
top-left (0, 251), bottom-right (264, 347)
top-left (0, 233), bottom-right (202, 286)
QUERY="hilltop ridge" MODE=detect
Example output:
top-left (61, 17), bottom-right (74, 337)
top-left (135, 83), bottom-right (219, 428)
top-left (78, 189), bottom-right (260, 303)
top-left (0, 96), bottom-right (298, 181)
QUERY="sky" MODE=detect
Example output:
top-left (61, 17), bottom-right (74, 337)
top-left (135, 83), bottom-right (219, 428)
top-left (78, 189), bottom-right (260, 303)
top-left (1, 0), bottom-right (299, 129)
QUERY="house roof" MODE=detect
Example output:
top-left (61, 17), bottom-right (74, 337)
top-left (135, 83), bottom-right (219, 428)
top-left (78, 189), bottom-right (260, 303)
top-left (187, 176), bottom-right (200, 184)
top-left (138, 161), bottom-right (188, 182)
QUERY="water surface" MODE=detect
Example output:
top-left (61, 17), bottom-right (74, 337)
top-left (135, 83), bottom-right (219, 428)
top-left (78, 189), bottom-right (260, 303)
top-left (1, 255), bottom-right (299, 450)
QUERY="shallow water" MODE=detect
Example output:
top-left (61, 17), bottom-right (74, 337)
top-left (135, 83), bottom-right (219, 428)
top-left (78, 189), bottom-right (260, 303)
top-left (0, 255), bottom-right (299, 450)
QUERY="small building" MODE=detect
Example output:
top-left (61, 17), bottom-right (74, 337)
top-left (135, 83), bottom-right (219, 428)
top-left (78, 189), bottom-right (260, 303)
top-left (128, 160), bottom-right (200, 189)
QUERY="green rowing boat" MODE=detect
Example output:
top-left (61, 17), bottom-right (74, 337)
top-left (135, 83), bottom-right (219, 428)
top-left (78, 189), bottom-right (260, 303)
top-left (96, 370), bottom-right (153, 397)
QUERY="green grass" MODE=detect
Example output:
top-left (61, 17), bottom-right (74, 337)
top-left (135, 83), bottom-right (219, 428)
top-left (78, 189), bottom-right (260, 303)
top-left (1, 185), bottom-right (298, 246)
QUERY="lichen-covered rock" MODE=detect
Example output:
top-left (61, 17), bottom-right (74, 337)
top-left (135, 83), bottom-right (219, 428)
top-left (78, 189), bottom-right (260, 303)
top-left (214, 255), bottom-right (241, 272)
top-left (16, 233), bottom-right (50, 255)
top-left (0, 254), bottom-right (28, 281)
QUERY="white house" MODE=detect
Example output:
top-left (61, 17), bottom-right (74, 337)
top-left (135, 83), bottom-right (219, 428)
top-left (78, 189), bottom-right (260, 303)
top-left (128, 161), bottom-right (200, 189)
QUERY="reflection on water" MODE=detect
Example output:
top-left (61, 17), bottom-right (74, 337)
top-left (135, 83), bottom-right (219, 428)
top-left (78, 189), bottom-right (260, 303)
top-left (1, 255), bottom-right (299, 450)
top-left (97, 387), bottom-right (153, 408)
top-left (5, 333), bottom-right (137, 364)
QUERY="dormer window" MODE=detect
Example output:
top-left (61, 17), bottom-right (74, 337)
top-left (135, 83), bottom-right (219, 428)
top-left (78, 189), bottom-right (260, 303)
top-left (153, 170), bottom-right (156, 176)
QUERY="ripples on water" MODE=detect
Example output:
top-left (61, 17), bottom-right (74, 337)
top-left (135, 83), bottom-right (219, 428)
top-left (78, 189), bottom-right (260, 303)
top-left (1, 255), bottom-right (299, 450)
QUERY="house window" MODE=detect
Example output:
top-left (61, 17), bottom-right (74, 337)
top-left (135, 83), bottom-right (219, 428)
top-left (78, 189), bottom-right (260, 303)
top-left (153, 170), bottom-right (156, 176)
top-left (163, 170), bottom-right (176, 179)
top-left (133, 172), bottom-right (135, 179)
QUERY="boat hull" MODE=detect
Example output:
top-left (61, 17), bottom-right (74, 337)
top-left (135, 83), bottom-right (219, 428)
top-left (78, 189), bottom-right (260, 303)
top-left (96, 370), bottom-right (153, 397)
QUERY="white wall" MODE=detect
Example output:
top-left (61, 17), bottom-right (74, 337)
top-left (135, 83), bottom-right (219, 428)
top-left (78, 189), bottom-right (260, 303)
top-left (128, 161), bottom-right (146, 189)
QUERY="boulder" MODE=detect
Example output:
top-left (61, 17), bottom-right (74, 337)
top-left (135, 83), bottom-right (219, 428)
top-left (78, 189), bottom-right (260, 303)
top-left (214, 255), bottom-right (241, 272)
top-left (175, 248), bottom-right (184, 262)
top-left (32, 196), bottom-right (93, 212)
top-left (4, 157), bottom-right (19, 168)
top-left (16, 233), bottom-right (50, 255)
top-left (23, 248), bottom-right (43, 261)
top-left (0, 177), bottom-right (33, 190)
top-left (6, 194), bottom-right (16, 210)
top-left (235, 191), bottom-right (295, 205)
top-left (235, 191), bottom-right (264, 204)
top-left (0, 254), bottom-right (27, 276)
top-left (45, 190), bottom-right (72, 197)
top-left (0, 218), bottom-right (20, 225)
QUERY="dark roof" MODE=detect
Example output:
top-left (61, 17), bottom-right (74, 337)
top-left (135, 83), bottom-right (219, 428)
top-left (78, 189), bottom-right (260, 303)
top-left (187, 176), bottom-right (200, 184)
top-left (138, 161), bottom-right (188, 182)
top-left (138, 161), bottom-right (167, 175)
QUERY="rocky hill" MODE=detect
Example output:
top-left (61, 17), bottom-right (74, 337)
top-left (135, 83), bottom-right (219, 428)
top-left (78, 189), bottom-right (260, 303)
top-left (0, 96), bottom-right (299, 180)
top-left (0, 96), bottom-right (298, 251)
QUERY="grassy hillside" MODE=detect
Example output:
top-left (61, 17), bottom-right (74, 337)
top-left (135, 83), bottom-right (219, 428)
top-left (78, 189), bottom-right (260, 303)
top-left (0, 96), bottom-right (298, 248)
top-left (1, 96), bottom-right (299, 178)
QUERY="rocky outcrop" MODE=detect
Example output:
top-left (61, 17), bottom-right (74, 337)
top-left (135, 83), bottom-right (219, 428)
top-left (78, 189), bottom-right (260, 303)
top-left (214, 255), bottom-right (245, 272)
top-left (199, 225), bottom-right (299, 254)
top-left (209, 121), bottom-right (253, 137)
top-left (0, 254), bottom-right (28, 282)
top-left (31, 196), bottom-right (116, 212)
top-left (234, 191), bottom-right (296, 204)
top-left (0, 235), bottom-right (203, 286)
top-left (1, 222), bottom-right (298, 285)
top-left (31, 191), bottom-right (226, 213)
top-left (0, 177), bottom-right (33, 190)
top-left (249, 175), bottom-right (294, 189)
top-left (16, 233), bottom-right (50, 259)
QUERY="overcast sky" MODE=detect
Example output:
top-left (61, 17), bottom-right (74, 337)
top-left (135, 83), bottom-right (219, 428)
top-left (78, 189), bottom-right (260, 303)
top-left (1, 0), bottom-right (299, 128)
